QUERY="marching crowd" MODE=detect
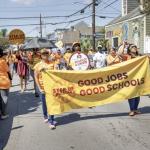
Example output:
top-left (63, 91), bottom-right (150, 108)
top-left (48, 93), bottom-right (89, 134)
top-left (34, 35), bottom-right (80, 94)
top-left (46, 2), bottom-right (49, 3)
top-left (0, 41), bottom-right (147, 129)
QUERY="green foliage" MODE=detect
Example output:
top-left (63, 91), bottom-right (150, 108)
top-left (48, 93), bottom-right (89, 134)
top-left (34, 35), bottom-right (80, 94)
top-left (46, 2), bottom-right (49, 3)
top-left (0, 38), bottom-right (9, 49)
top-left (80, 37), bottom-right (92, 52)
top-left (0, 29), bottom-right (8, 38)
top-left (97, 39), bottom-right (108, 48)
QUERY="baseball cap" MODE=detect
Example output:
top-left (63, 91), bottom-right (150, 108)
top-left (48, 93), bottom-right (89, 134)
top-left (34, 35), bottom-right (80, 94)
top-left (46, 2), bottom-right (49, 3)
top-left (40, 49), bottom-right (49, 55)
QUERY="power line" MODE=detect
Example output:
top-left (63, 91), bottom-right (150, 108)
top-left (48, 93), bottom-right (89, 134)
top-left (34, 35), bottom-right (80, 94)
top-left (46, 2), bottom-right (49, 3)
top-left (0, 2), bottom-right (74, 9)
top-left (102, 0), bottom-right (120, 12)
top-left (0, 16), bottom-right (68, 20)
top-left (0, 12), bottom-right (92, 20)
top-left (102, 0), bottom-right (120, 10)
top-left (68, 1), bottom-right (94, 17)
top-left (0, 15), bottom-right (92, 27)
top-left (0, 1), bottom-right (120, 21)
top-left (0, 14), bottom-right (116, 27)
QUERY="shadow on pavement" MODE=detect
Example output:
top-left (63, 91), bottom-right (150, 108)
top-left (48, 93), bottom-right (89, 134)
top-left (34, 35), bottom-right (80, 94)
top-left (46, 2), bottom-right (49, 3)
top-left (56, 112), bottom-right (128, 126)
top-left (56, 106), bottom-right (150, 126)
top-left (0, 91), bottom-right (40, 150)
top-left (139, 106), bottom-right (150, 114)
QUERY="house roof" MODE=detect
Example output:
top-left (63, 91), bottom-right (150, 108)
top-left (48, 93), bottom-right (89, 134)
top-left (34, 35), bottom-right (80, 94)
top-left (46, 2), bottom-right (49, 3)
top-left (73, 21), bottom-right (104, 35)
top-left (106, 7), bottom-right (144, 27)
top-left (62, 31), bottom-right (80, 44)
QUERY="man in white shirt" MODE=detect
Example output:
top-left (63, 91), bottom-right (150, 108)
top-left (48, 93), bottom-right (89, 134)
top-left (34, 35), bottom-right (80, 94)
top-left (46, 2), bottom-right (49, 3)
top-left (93, 45), bottom-right (106, 69)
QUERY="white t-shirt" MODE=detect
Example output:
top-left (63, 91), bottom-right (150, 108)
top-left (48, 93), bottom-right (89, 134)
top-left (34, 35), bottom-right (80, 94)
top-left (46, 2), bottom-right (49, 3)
top-left (93, 52), bottom-right (106, 69)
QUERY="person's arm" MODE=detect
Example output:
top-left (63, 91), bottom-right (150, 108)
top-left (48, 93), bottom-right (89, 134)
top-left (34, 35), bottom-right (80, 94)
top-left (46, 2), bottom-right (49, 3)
top-left (28, 55), bottom-right (34, 64)
top-left (3, 60), bottom-right (12, 82)
top-left (118, 42), bottom-right (126, 55)
top-left (106, 55), bottom-right (119, 66)
top-left (34, 70), bottom-right (44, 93)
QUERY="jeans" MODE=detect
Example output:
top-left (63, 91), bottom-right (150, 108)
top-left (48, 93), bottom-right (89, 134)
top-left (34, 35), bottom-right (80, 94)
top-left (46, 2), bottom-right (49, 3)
top-left (128, 97), bottom-right (140, 111)
top-left (0, 89), bottom-right (9, 115)
top-left (9, 64), bottom-right (14, 79)
top-left (38, 90), bottom-right (54, 124)
top-left (30, 69), bottom-right (38, 94)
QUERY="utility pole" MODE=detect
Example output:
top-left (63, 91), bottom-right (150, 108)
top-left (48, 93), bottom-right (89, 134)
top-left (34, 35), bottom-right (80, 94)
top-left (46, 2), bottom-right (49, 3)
top-left (92, 0), bottom-right (96, 51)
top-left (40, 13), bottom-right (43, 38)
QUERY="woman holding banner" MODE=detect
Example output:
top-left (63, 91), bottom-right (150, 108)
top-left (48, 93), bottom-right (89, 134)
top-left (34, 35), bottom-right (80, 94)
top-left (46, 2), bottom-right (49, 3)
top-left (34, 49), bottom-right (56, 130)
top-left (119, 42), bottom-right (141, 116)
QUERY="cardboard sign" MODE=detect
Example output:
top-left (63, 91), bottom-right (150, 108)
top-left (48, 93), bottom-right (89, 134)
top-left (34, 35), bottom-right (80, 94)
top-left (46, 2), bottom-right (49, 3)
top-left (9, 29), bottom-right (25, 44)
top-left (69, 52), bottom-right (90, 70)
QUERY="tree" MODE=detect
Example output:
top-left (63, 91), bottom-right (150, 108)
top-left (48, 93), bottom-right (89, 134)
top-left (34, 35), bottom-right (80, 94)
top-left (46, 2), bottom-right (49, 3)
top-left (80, 37), bottom-right (92, 52)
top-left (0, 29), bottom-right (8, 38)
top-left (0, 38), bottom-right (9, 49)
top-left (97, 39), bottom-right (108, 48)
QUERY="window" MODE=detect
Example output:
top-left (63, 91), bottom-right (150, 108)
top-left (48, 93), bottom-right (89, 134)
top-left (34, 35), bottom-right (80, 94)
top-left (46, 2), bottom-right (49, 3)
top-left (113, 37), bottom-right (119, 48)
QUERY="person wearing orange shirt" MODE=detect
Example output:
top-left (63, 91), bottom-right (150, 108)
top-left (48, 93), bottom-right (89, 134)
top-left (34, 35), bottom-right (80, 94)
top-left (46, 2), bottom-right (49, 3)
top-left (0, 48), bottom-right (12, 120)
top-left (28, 49), bottom-right (41, 97)
top-left (6, 51), bottom-right (16, 79)
top-left (13, 51), bottom-right (19, 74)
top-left (34, 49), bottom-right (56, 129)
top-left (106, 47), bottom-right (122, 66)
top-left (63, 48), bottom-right (72, 70)
top-left (54, 50), bottom-right (64, 70)
top-left (119, 43), bottom-right (141, 116)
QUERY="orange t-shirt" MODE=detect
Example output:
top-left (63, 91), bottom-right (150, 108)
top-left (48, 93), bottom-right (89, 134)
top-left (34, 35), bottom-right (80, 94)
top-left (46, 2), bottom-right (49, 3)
top-left (54, 53), bottom-right (62, 65)
top-left (0, 58), bottom-right (11, 89)
top-left (63, 52), bottom-right (72, 64)
top-left (106, 55), bottom-right (121, 66)
top-left (34, 61), bottom-right (54, 90)
top-left (6, 54), bottom-right (16, 65)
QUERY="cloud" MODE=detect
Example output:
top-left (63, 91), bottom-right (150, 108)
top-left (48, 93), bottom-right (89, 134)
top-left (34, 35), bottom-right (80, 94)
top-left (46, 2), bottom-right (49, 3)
top-left (11, 0), bottom-right (39, 5)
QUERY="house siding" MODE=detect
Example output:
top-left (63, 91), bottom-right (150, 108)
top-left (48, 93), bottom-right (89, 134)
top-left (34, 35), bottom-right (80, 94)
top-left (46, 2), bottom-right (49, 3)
top-left (105, 16), bottom-right (145, 53)
top-left (146, 14), bottom-right (150, 36)
top-left (127, 0), bottom-right (139, 14)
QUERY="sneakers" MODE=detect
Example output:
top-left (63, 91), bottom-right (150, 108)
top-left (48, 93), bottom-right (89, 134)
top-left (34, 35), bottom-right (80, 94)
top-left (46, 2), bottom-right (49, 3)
top-left (49, 123), bottom-right (56, 130)
top-left (53, 121), bottom-right (58, 126)
top-left (134, 110), bottom-right (141, 115)
top-left (129, 111), bottom-right (135, 116)
top-left (44, 118), bottom-right (48, 123)
top-left (1, 114), bottom-right (9, 120)
top-left (129, 110), bottom-right (141, 116)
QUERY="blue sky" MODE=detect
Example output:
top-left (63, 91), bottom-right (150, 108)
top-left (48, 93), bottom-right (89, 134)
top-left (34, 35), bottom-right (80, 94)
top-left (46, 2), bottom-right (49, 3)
top-left (0, 0), bottom-right (121, 37)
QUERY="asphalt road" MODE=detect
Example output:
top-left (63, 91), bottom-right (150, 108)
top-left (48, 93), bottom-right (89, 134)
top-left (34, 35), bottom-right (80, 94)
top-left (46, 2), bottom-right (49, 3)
top-left (0, 75), bottom-right (150, 150)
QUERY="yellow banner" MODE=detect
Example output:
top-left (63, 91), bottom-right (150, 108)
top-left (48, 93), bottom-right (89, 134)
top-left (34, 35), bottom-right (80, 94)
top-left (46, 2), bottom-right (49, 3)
top-left (43, 56), bottom-right (150, 115)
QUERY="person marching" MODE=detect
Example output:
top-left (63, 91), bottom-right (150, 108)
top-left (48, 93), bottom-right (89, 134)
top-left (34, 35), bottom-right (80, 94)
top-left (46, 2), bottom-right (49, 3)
top-left (34, 49), bottom-right (56, 129)
top-left (87, 48), bottom-right (95, 69)
top-left (106, 47), bottom-right (122, 66)
top-left (54, 50), bottom-right (64, 70)
top-left (16, 51), bottom-right (29, 93)
top-left (0, 47), bottom-right (12, 120)
top-left (119, 42), bottom-right (141, 116)
top-left (93, 45), bottom-right (106, 69)
top-left (63, 48), bottom-right (72, 70)
top-left (6, 51), bottom-right (16, 79)
top-left (28, 49), bottom-right (41, 97)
